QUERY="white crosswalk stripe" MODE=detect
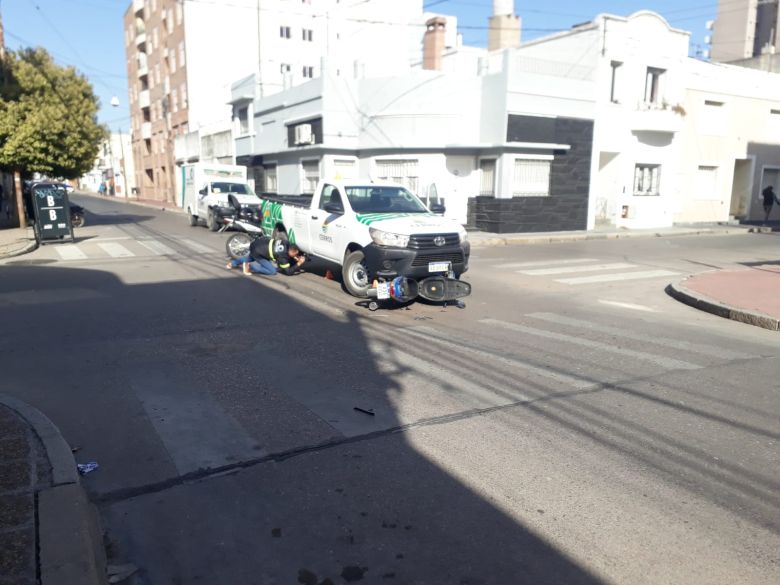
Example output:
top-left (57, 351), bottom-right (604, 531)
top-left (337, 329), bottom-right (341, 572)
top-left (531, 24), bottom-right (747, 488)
top-left (137, 239), bottom-right (177, 256)
top-left (498, 258), bottom-right (598, 269)
top-left (525, 313), bottom-right (755, 360)
top-left (519, 262), bottom-right (636, 276)
top-left (555, 269), bottom-right (679, 285)
top-left (179, 238), bottom-right (217, 255)
top-left (97, 242), bottom-right (135, 258)
top-left (54, 245), bottom-right (87, 260)
top-left (480, 318), bottom-right (702, 371)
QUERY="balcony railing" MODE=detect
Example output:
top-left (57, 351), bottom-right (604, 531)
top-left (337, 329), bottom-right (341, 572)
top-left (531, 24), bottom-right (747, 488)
top-left (138, 90), bottom-right (150, 109)
top-left (133, 0), bottom-right (145, 15)
top-left (141, 122), bottom-right (152, 140)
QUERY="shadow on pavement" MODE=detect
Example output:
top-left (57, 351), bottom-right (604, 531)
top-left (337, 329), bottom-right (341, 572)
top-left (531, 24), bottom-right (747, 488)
top-left (0, 263), bottom-right (605, 585)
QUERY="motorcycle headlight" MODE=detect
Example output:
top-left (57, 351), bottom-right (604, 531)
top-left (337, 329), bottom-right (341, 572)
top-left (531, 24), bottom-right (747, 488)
top-left (370, 227), bottom-right (410, 248)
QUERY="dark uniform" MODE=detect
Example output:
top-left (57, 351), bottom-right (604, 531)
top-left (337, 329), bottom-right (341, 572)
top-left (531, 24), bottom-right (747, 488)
top-left (249, 235), bottom-right (300, 275)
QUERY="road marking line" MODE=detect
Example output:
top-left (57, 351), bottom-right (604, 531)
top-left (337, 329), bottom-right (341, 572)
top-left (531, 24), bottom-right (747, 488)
top-left (526, 312), bottom-right (755, 361)
top-left (406, 326), bottom-right (595, 389)
top-left (97, 242), bottom-right (134, 258)
top-left (54, 246), bottom-right (87, 260)
top-left (556, 269), bottom-right (679, 285)
top-left (498, 258), bottom-right (599, 269)
top-left (480, 318), bottom-right (702, 371)
top-left (132, 368), bottom-right (265, 475)
top-left (519, 262), bottom-right (636, 276)
top-left (138, 239), bottom-right (177, 256)
top-left (179, 238), bottom-right (217, 254)
top-left (598, 300), bottom-right (657, 313)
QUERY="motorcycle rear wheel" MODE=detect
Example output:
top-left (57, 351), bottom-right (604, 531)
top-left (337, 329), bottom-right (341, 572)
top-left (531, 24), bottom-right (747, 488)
top-left (225, 232), bottom-right (253, 260)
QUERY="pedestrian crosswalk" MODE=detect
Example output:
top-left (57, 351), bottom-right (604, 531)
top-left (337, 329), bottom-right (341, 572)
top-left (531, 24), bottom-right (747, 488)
top-left (486, 257), bottom-right (680, 285)
top-left (43, 236), bottom-right (222, 262)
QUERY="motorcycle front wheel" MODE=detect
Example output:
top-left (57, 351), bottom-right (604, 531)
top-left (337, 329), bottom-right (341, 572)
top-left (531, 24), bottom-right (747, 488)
top-left (71, 214), bottom-right (85, 228)
top-left (225, 232), bottom-right (253, 260)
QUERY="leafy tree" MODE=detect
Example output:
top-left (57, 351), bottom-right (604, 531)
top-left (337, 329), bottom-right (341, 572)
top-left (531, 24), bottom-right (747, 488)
top-left (0, 47), bottom-right (106, 227)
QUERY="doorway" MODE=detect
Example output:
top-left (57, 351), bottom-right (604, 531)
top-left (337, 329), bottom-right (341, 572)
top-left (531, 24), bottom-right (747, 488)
top-left (729, 159), bottom-right (753, 219)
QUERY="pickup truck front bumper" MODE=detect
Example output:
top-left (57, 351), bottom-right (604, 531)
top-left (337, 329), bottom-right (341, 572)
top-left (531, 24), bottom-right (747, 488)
top-left (363, 241), bottom-right (470, 280)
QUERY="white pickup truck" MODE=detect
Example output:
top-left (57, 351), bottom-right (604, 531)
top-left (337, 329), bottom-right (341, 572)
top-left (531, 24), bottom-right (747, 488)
top-left (254, 179), bottom-right (470, 297)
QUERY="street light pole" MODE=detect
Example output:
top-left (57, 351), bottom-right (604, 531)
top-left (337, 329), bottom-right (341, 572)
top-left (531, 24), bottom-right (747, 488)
top-left (111, 96), bottom-right (129, 198)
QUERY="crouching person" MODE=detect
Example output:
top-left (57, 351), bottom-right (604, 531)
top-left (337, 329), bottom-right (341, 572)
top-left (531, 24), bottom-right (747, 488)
top-left (227, 235), bottom-right (306, 276)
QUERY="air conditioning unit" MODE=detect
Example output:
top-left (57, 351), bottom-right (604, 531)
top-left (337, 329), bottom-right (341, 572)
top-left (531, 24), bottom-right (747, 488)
top-left (294, 123), bottom-right (313, 145)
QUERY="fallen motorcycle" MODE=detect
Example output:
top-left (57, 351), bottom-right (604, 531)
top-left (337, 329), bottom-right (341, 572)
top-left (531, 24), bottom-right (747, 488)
top-left (365, 275), bottom-right (471, 311)
top-left (222, 195), bottom-right (265, 259)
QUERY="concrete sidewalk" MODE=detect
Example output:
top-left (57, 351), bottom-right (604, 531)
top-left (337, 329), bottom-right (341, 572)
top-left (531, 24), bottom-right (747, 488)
top-left (0, 395), bottom-right (106, 585)
top-left (668, 262), bottom-right (780, 331)
top-left (0, 227), bottom-right (37, 258)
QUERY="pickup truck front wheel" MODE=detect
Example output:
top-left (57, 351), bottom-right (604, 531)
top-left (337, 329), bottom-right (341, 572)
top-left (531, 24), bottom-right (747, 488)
top-left (207, 210), bottom-right (219, 232)
top-left (343, 250), bottom-right (370, 298)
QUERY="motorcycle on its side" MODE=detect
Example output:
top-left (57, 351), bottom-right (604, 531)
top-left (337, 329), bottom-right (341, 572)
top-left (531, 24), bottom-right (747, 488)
top-left (221, 195), bottom-right (265, 260)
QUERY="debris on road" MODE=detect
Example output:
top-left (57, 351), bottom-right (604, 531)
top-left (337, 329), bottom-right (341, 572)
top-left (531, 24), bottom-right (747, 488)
top-left (353, 407), bottom-right (375, 416)
top-left (76, 462), bottom-right (99, 475)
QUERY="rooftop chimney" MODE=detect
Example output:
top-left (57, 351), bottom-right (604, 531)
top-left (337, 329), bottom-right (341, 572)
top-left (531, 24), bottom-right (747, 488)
top-left (488, 0), bottom-right (521, 51)
top-left (423, 16), bottom-right (446, 71)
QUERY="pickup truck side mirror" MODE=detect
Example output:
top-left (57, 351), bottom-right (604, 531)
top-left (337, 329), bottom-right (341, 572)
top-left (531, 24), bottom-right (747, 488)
top-left (323, 201), bottom-right (344, 215)
top-left (198, 187), bottom-right (207, 196)
top-left (430, 203), bottom-right (446, 215)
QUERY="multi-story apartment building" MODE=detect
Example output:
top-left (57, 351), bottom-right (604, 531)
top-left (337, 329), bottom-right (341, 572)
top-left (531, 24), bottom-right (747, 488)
top-left (711, 0), bottom-right (780, 63)
top-left (124, 0), bottom-right (429, 203)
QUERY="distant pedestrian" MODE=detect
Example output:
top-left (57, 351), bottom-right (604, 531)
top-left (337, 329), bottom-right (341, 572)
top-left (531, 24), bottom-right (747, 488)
top-left (761, 185), bottom-right (776, 224)
top-left (98, 181), bottom-right (107, 196)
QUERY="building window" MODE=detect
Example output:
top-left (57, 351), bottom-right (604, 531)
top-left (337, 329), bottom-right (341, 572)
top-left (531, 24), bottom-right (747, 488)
top-left (154, 64), bottom-right (160, 84)
top-left (280, 63), bottom-right (291, 73)
top-left (179, 42), bottom-right (185, 67)
top-left (513, 158), bottom-right (551, 197)
top-left (695, 166), bottom-right (718, 200)
top-left (375, 159), bottom-right (419, 193)
top-left (180, 83), bottom-right (187, 109)
top-left (264, 164), bottom-right (277, 193)
top-left (302, 66), bottom-right (314, 78)
top-left (167, 8), bottom-right (174, 34)
top-left (237, 106), bottom-right (249, 135)
top-left (302, 29), bottom-right (313, 41)
top-left (479, 159), bottom-right (496, 195)
top-left (302, 160), bottom-right (320, 193)
top-left (280, 26), bottom-right (291, 39)
top-left (644, 67), bottom-right (665, 105)
top-left (175, 2), bottom-right (182, 24)
top-left (170, 49), bottom-right (177, 73)
top-left (610, 61), bottom-right (622, 104)
top-left (153, 27), bottom-right (159, 50)
top-left (634, 164), bottom-right (661, 196)
top-left (333, 159), bottom-right (356, 180)
top-left (172, 89), bottom-right (178, 113)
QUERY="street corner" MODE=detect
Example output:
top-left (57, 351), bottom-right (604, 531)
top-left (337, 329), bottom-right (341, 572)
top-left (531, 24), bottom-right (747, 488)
top-left (0, 395), bottom-right (107, 585)
top-left (666, 272), bottom-right (780, 332)
top-left (0, 230), bottom-right (38, 260)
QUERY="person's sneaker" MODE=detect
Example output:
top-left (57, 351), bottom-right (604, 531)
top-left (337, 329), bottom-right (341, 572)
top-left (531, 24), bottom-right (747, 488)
top-left (242, 262), bottom-right (252, 275)
top-left (226, 262), bottom-right (234, 270)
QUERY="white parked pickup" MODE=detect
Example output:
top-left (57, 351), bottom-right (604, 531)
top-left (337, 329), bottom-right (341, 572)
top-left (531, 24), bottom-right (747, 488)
top-left (255, 179), bottom-right (470, 297)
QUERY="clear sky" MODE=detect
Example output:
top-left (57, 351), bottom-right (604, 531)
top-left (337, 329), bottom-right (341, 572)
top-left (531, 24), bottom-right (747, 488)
top-left (1, 0), bottom-right (719, 128)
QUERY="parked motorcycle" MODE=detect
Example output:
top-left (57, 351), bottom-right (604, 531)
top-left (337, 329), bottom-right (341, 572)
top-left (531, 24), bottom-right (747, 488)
top-left (222, 195), bottom-right (265, 259)
top-left (70, 204), bottom-right (86, 228)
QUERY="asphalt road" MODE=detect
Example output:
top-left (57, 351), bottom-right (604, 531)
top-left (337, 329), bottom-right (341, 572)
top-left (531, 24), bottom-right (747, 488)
top-left (1, 194), bottom-right (779, 585)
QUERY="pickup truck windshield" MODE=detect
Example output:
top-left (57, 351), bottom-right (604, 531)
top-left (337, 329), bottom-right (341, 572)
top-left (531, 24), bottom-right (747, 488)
top-left (210, 182), bottom-right (252, 195)
top-left (345, 186), bottom-right (428, 213)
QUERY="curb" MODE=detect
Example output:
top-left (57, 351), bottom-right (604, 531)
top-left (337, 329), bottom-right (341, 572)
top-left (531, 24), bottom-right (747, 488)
top-left (0, 238), bottom-right (38, 259)
top-left (75, 190), bottom-right (183, 214)
top-left (470, 227), bottom-right (756, 247)
top-left (665, 281), bottom-right (780, 332)
top-left (0, 394), bottom-right (107, 585)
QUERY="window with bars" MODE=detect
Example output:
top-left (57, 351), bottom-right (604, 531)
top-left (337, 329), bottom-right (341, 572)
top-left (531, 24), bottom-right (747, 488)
top-left (375, 159), bottom-right (419, 194)
top-left (302, 160), bottom-right (320, 193)
top-left (479, 159), bottom-right (496, 195)
top-left (633, 164), bottom-right (661, 196)
top-left (302, 66), bottom-right (314, 78)
top-left (280, 26), bottom-right (291, 39)
top-left (513, 158), bottom-right (551, 197)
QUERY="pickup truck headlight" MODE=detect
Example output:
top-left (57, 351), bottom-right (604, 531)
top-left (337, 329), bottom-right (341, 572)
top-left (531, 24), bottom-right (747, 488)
top-left (370, 227), bottom-right (410, 248)
top-left (457, 226), bottom-right (469, 243)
